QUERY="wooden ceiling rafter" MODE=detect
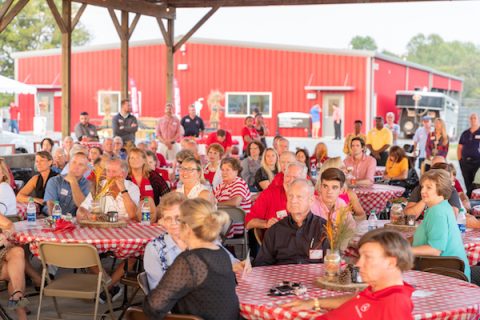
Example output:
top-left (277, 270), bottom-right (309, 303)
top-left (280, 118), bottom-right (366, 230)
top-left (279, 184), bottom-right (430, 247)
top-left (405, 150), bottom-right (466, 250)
top-left (0, 0), bottom-right (29, 34)
top-left (72, 0), bottom-right (176, 19)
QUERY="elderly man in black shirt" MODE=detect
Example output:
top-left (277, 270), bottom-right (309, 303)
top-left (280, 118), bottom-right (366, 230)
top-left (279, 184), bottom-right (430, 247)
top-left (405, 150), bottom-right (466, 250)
top-left (254, 179), bottom-right (329, 266)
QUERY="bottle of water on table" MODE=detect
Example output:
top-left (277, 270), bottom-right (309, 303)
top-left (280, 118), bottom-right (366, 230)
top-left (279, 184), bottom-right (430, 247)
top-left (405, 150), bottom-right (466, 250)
top-left (141, 198), bottom-right (151, 226)
top-left (368, 209), bottom-right (378, 231)
top-left (27, 197), bottom-right (37, 226)
top-left (52, 201), bottom-right (62, 224)
top-left (457, 208), bottom-right (466, 239)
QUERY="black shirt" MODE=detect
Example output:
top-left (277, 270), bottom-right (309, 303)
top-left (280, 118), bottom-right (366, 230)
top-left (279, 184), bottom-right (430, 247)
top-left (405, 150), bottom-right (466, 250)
top-left (144, 248), bottom-right (240, 320)
top-left (254, 212), bottom-right (329, 266)
top-left (180, 115), bottom-right (205, 137)
top-left (254, 167), bottom-right (278, 191)
top-left (409, 185), bottom-right (461, 209)
top-left (459, 127), bottom-right (480, 160)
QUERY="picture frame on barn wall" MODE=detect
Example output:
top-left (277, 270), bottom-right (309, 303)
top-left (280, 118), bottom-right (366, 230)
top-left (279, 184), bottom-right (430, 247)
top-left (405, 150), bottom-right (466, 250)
top-left (98, 91), bottom-right (121, 116)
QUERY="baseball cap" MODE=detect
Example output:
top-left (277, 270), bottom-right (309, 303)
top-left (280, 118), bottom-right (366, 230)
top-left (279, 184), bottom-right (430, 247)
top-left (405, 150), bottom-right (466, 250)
top-left (422, 116), bottom-right (432, 121)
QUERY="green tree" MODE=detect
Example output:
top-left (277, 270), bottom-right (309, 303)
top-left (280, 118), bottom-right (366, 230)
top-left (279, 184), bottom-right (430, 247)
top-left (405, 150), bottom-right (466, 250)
top-left (406, 33), bottom-right (480, 98)
top-left (0, 0), bottom-right (91, 106)
top-left (350, 35), bottom-right (378, 51)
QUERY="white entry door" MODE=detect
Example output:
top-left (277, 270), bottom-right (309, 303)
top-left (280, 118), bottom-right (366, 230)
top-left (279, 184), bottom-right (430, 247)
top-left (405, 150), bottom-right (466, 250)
top-left (37, 92), bottom-right (54, 132)
top-left (322, 94), bottom-right (345, 138)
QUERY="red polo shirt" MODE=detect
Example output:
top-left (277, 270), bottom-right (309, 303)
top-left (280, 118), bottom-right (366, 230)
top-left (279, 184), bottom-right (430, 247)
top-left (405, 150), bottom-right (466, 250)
top-left (241, 126), bottom-right (259, 150)
top-left (245, 184), bottom-right (288, 226)
top-left (316, 283), bottom-right (414, 320)
top-left (206, 131), bottom-right (233, 151)
top-left (130, 175), bottom-right (154, 199)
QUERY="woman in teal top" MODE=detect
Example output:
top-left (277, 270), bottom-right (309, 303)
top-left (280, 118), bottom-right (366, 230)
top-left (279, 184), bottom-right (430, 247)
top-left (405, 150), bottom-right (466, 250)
top-left (412, 169), bottom-right (471, 281)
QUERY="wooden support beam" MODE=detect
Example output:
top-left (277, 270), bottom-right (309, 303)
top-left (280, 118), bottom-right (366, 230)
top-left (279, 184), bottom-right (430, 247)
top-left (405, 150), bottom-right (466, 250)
top-left (165, 18), bottom-right (174, 104)
top-left (120, 10), bottom-right (129, 99)
top-left (173, 6), bottom-right (218, 53)
top-left (71, 3), bottom-right (87, 29)
top-left (47, 0), bottom-right (68, 33)
top-left (61, 0), bottom-right (72, 138)
top-left (108, 8), bottom-right (124, 41)
top-left (156, 17), bottom-right (171, 47)
top-left (0, 0), bottom-right (14, 21)
top-left (0, 0), bottom-right (29, 34)
top-left (128, 13), bottom-right (141, 40)
top-left (73, 0), bottom-right (175, 19)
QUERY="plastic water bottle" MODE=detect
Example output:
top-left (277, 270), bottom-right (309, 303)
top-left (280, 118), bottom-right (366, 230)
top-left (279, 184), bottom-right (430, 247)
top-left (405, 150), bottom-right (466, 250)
top-left (457, 208), bottom-right (467, 239)
top-left (311, 163), bottom-right (317, 179)
top-left (141, 198), bottom-right (151, 226)
top-left (52, 201), bottom-right (62, 223)
top-left (26, 197), bottom-right (36, 226)
top-left (368, 210), bottom-right (378, 231)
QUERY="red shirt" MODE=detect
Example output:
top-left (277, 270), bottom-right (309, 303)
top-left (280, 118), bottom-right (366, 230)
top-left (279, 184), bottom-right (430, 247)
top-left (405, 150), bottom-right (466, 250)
top-left (130, 175), bottom-right (154, 199)
top-left (270, 172), bottom-right (284, 189)
top-left (316, 283), bottom-right (414, 320)
top-left (246, 184), bottom-right (288, 226)
top-left (9, 106), bottom-right (20, 120)
top-left (206, 131), bottom-right (233, 151)
top-left (241, 126), bottom-right (259, 150)
top-left (204, 165), bottom-right (216, 185)
top-left (454, 178), bottom-right (464, 193)
top-left (156, 153), bottom-right (168, 168)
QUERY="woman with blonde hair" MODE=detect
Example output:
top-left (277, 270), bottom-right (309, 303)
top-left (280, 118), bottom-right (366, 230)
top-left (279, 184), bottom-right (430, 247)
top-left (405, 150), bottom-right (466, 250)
top-left (310, 142), bottom-right (329, 169)
top-left (426, 118), bottom-right (449, 169)
top-left (176, 157), bottom-right (213, 202)
top-left (127, 148), bottom-right (170, 218)
top-left (317, 157), bottom-right (366, 220)
top-left (144, 198), bottom-right (240, 319)
top-left (254, 147), bottom-right (280, 191)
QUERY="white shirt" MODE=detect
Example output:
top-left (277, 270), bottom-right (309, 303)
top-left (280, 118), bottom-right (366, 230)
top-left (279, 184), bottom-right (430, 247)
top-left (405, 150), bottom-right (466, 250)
top-left (413, 126), bottom-right (430, 158)
top-left (0, 182), bottom-right (16, 216)
top-left (80, 180), bottom-right (140, 219)
top-left (176, 183), bottom-right (210, 199)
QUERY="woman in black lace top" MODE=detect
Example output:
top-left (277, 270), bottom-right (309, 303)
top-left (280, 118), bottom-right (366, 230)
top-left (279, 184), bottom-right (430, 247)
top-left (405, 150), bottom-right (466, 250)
top-left (144, 198), bottom-right (240, 320)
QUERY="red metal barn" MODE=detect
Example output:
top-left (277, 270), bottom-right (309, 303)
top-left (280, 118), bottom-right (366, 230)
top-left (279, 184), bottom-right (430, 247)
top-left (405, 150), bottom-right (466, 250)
top-left (13, 38), bottom-right (462, 137)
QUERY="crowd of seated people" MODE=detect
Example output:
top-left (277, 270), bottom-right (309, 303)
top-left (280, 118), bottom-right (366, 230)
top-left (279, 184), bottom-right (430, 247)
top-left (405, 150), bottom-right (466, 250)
top-left (3, 108), bottom-right (480, 320)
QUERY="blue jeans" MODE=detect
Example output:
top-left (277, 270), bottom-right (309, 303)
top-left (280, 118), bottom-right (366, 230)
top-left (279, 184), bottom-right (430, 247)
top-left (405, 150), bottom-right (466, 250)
top-left (9, 120), bottom-right (19, 133)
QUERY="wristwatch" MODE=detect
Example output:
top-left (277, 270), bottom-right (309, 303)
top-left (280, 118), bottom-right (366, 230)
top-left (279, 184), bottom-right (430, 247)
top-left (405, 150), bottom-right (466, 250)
top-left (121, 189), bottom-right (128, 194)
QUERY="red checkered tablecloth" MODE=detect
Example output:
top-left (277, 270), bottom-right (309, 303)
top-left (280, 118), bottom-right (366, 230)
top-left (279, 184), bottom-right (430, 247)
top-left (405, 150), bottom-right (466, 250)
top-left (471, 189), bottom-right (480, 200)
top-left (354, 184), bottom-right (405, 214)
top-left (12, 220), bottom-right (165, 259)
top-left (80, 141), bottom-right (102, 149)
top-left (375, 166), bottom-right (385, 177)
top-left (464, 228), bottom-right (480, 266)
top-left (15, 202), bottom-right (41, 220)
top-left (237, 264), bottom-right (480, 320)
top-left (472, 206), bottom-right (480, 217)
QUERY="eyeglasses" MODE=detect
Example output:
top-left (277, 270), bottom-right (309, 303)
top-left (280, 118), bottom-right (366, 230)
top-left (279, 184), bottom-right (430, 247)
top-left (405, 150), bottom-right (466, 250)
top-left (179, 167), bottom-right (199, 172)
top-left (163, 216), bottom-right (181, 224)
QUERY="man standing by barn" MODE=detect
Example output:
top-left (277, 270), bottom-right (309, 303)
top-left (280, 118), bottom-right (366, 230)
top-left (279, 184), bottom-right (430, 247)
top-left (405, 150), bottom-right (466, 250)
top-left (156, 103), bottom-right (182, 161)
top-left (458, 113), bottom-right (480, 197)
top-left (112, 99), bottom-right (138, 146)
top-left (181, 104), bottom-right (205, 138)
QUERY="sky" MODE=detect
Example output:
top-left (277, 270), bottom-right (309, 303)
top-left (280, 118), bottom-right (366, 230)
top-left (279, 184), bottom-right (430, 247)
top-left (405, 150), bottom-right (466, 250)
top-left (78, 1), bottom-right (480, 55)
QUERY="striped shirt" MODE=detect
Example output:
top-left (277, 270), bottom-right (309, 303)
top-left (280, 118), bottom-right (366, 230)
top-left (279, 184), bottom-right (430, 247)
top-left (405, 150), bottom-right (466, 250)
top-left (214, 176), bottom-right (252, 214)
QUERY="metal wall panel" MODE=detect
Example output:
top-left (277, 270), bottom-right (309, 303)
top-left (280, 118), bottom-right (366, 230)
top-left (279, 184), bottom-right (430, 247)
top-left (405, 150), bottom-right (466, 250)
top-left (15, 40), bottom-right (460, 137)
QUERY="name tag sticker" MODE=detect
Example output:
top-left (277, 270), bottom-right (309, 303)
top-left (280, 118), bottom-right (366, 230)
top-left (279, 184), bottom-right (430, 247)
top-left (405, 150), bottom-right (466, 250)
top-left (276, 210), bottom-right (288, 219)
top-left (475, 135), bottom-right (480, 139)
top-left (309, 249), bottom-right (323, 260)
top-left (145, 185), bottom-right (153, 191)
top-left (60, 188), bottom-right (69, 196)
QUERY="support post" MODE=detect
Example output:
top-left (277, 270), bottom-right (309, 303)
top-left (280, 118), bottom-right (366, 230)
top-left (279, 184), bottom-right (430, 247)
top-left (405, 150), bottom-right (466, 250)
top-left (61, 0), bottom-right (72, 138)
top-left (120, 10), bottom-right (129, 99)
top-left (165, 18), bottom-right (174, 104)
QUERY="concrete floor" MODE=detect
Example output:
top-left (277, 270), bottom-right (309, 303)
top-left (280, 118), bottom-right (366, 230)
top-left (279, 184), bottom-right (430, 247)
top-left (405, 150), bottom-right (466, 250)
top-left (0, 256), bottom-right (145, 320)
